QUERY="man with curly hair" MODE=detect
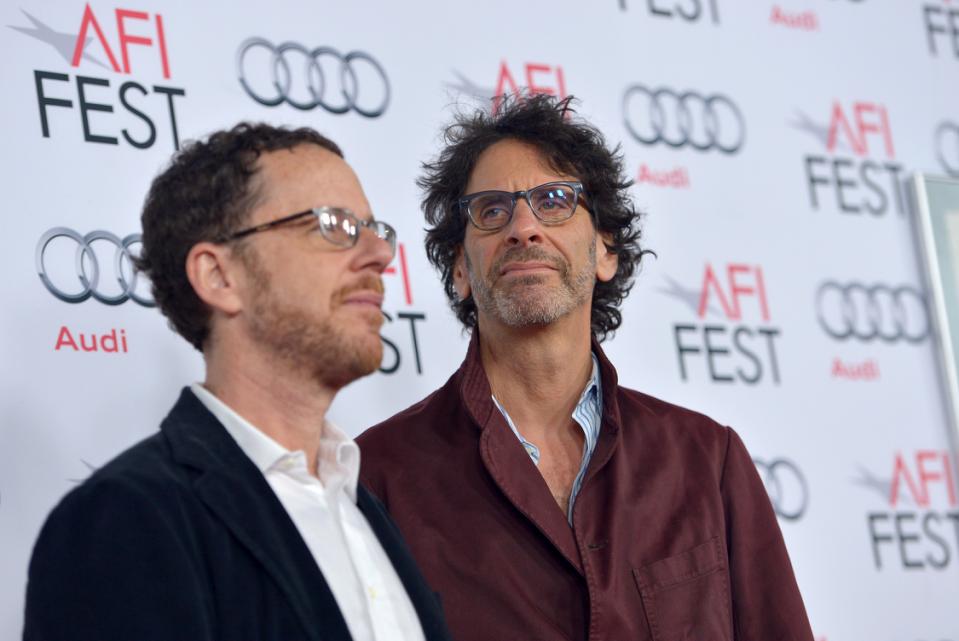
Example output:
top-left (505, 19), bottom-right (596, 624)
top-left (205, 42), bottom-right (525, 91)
top-left (358, 96), bottom-right (814, 641)
top-left (24, 123), bottom-right (451, 641)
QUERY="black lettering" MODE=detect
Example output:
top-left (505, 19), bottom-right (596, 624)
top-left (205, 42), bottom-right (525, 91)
top-left (397, 312), bottom-right (426, 375)
top-left (883, 162), bottom-right (905, 215)
top-left (647, 0), bottom-right (672, 18)
top-left (895, 512), bottom-right (924, 569)
top-left (119, 81), bottom-right (156, 149)
top-left (926, 6), bottom-right (945, 55)
top-left (868, 512), bottom-right (893, 570)
top-left (732, 326), bottom-right (761, 384)
top-left (859, 160), bottom-right (887, 215)
top-left (153, 85), bottom-right (186, 150)
top-left (34, 71), bottom-right (72, 138)
top-left (676, 0), bottom-right (701, 21)
top-left (378, 312), bottom-right (400, 374)
top-left (923, 512), bottom-right (951, 569)
top-left (758, 327), bottom-right (781, 384)
top-left (804, 156), bottom-right (829, 210)
top-left (673, 324), bottom-right (699, 381)
top-left (703, 325), bottom-right (733, 383)
top-left (946, 511), bottom-right (959, 551)
top-left (76, 75), bottom-right (117, 145)
top-left (833, 158), bottom-right (859, 213)
top-left (708, 0), bottom-right (719, 23)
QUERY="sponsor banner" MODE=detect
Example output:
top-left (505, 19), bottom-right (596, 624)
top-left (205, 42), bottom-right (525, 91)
top-left (2, 2), bottom-right (958, 641)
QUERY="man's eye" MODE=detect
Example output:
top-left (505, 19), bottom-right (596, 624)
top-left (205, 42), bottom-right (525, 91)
top-left (481, 206), bottom-right (508, 220)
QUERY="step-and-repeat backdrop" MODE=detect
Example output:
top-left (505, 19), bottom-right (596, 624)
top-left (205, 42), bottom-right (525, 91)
top-left (2, 1), bottom-right (958, 639)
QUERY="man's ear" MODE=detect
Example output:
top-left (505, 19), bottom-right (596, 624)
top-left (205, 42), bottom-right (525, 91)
top-left (452, 246), bottom-right (472, 300)
top-left (595, 232), bottom-right (618, 283)
top-left (185, 242), bottom-right (245, 315)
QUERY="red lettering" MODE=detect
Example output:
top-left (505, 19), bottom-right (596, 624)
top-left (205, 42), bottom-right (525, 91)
top-left (493, 61), bottom-right (519, 112)
top-left (54, 326), bottom-right (79, 351)
top-left (121, 328), bottom-right (128, 352)
top-left (827, 102), bottom-right (864, 155)
top-left (116, 9), bottom-right (151, 75)
top-left (101, 329), bottom-right (119, 353)
top-left (79, 333), bottom-right (98, 352)
top-left (525, 63), bottom-right (555, 96)
top-left (384, 243), bottom-right (413, 306)
top-left (72, 3), bottom-right (121, 72)
top-left (890, 452), bottom-right (927, 507)
top-left (697, 264), bottom-right (734, 319)
top-left (155, 14), bottom-right (170, 79)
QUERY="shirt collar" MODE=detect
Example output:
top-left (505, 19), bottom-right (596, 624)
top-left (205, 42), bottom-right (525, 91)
top-left (189, 382), bottom-right (359, 501)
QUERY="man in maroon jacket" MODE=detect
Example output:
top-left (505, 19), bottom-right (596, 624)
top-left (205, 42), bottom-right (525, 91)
top-left (357, 95), bottom-right (814, 641)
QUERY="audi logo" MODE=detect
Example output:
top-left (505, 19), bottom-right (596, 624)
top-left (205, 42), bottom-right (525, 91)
top-left (816, 281), bottom-right (928, 344)
top-left (753, 458), bottom-right (808, 521)
top-left (622, 85), bottom-right (746, 154)
top-left (936, 121), bottom-right (959, 177)
top-left (35, 227), bottom-right (154, 307)
top-left (236, 37), bottom-right (390, 117)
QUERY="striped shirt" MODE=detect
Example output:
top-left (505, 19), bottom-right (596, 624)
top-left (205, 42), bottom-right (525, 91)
top-left (491, 353), bottom-right (603, 523)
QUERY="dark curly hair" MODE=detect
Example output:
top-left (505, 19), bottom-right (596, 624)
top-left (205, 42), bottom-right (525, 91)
top-left (419, 94), bottom-right (649, 341)
top-left (136, 122), bottom-right (342, 351)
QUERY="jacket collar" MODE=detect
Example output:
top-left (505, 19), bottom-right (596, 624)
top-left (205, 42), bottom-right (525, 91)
top-left (456, 330), bottom-right (623, 436)
top-left (454, 330), bottom-right (624, 576)
top-left (160, 388), bottom-right (352, 641)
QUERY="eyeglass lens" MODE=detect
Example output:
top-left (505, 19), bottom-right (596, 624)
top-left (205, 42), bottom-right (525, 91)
top-left (317, 209), bottom-right (396, 254)
top-left (470, 183), bottom-right (577, 229)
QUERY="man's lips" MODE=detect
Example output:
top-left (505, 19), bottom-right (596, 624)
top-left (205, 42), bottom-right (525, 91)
top-left (499, 261), bottom-right (557, 276)
top-left (341, 291), bottom-right (384, 308)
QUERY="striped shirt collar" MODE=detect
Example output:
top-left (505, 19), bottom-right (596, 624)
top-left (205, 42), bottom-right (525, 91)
top-left (491, 353), bottom-right (603, 523)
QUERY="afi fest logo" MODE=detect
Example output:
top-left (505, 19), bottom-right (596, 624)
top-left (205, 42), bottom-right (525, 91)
top-left (11, 4), bottom-right (186, 149)
top-left (664, 262), bottom-right (782, 385)
top-left (923, 2), bottom-right (959, 58)
top-left (857, 451), bottom-right (959, 571)
top-left (379, 243), bottom-right (428, 376)
top-left (794, 100), bottom-right (906, 217)
top-left (617, 0), bottom-right (719, 24)
top-left (445, 60), bottom-right (568, 109)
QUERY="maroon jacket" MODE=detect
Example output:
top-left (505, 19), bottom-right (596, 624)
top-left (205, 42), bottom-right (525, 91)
top-left (358, 334), bottom-right (814, 641)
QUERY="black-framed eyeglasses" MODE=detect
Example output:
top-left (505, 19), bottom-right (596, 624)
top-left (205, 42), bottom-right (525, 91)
top-left (223, 206), bottom-right (396, 257)
top-left (458, 181), bottom-right (587, 231)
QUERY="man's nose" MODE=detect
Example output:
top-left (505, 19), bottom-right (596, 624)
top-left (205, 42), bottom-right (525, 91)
top-left (504, 199), bottom-right (543, 246)
top-left (354, 226), bottom-right (395, 272)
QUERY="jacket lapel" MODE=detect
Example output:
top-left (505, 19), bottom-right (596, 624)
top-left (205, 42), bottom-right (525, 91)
top-left (458, 333), bottom-right (585, 576)
top-left (161, 388), bottom-right (353, 641)
top-left (356, 487), bottom-right (450, 641)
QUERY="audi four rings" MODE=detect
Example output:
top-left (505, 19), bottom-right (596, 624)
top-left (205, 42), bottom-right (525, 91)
top-left (936, 121), bottom-right (959, 177)
top-left (753, 458), bottom-right (808, 521)
top-left (36, 228), bottom-right (154, 307)
top-left (621, 85), bottom-right (746, 154)
top-left (236, 37), bottom-right (390, 117)
top-left (816, 281), bottom-right (929, 343)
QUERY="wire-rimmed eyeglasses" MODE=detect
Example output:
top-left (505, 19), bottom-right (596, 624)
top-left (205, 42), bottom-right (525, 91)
top-left (224, 206), bottom-right (396, 257)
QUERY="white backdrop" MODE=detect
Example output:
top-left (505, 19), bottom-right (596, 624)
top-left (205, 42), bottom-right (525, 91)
top-left (2, 1), bottom-right (958, 640)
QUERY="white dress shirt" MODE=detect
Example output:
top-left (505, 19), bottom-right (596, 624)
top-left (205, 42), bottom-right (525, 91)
top-left (190, 383), bottom-right (425, 641)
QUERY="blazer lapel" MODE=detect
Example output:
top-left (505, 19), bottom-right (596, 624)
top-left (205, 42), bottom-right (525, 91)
top-left (356, 487), bottom-right (450, 641)
top-left (160, 388), bottom-right (353, 641)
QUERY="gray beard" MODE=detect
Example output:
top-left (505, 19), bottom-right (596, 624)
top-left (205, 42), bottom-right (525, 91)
top-left (466, 242), bottom-right (596, 328)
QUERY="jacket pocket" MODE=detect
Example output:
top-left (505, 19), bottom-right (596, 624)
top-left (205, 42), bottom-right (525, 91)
top-left (632, 536), bottom-right (732, 641)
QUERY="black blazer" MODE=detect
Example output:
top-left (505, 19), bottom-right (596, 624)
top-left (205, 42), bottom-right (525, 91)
top-left (23, 388), bottom-right (451, 641)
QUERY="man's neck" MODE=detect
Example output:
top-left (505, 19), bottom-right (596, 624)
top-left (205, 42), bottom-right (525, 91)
top-left (478, 311), bottom-right (594, 441)
top-left (202, 342), bottom-right (336, 476)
